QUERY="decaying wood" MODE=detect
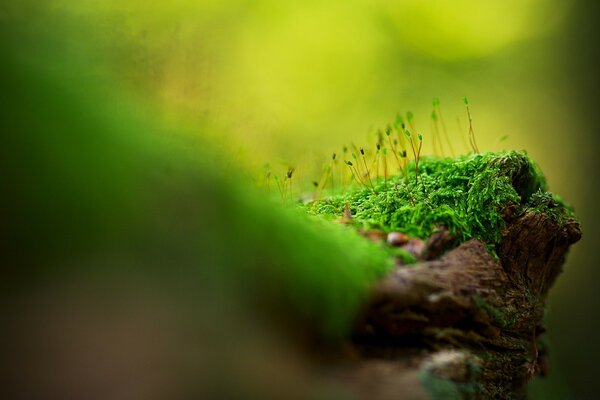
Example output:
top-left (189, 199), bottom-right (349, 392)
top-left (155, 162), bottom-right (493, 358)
top-left (344, 209), bottom-right (581, 399)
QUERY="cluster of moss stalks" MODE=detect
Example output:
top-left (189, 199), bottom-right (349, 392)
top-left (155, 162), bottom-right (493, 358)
top-left (303, 150), bottom-right (575, 254)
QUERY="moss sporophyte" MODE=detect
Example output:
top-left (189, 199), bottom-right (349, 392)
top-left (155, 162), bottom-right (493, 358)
top-left (263, 103), bottom-right (576, 261)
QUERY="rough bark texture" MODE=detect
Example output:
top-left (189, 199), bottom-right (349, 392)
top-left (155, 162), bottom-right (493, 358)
top-left (343, 209), bottom-right (581, 399)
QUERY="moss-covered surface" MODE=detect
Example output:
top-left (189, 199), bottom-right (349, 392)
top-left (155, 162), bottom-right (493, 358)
top-left (472, 295), bottom-right (517, 329)
top-left (527, 188), bottom-right (575, 225)
top-left (303, 151), bottom-right (576, 252)
top-left (418, 351), bottom-right (484, 400)
top-left (419, 371), bottom-right (484, 400)
top-left (3, 8), bottom-right (583, 400)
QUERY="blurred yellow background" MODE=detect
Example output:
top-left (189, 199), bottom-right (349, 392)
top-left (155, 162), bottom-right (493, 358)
top-left (50, 0), bottom-right (575, 161)
top-left (32, 0), bottom-right (600, 397)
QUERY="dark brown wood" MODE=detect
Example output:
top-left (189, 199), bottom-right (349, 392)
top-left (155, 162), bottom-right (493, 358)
top-left (345, 209), bottom-right (581, 399)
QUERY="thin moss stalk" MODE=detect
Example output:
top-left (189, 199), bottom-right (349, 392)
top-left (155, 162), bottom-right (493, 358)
top-left (433, 98), bottom-right (455, 156)
top-left (464, 97), bottom-right (480, 153)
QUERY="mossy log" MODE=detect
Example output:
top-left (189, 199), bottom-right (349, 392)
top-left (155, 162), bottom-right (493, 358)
top-left (2, 13), bottom-right (583, 398)
top-left (342, 208), bottom-right (581, 399)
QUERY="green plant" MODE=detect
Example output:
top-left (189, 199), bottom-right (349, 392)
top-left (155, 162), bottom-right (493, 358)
top-left (330, 152), bottom-right (337, 196)
top-left (464, 97), bottom-right (480, 153)
top-left (345, 160), bottom-right (371, 192)
top-left (433, 98), bottom-right (455, 156)
top-left (360, 147), bottom-right (375, 191)
top-left (405, 129), bottom-right (423, 186)
top-left (274, 167), bottom-right (296, 203)
top-left (303, 150), bottom-right (568, 253)
top-left (386, 126), bottom-right (403, 175)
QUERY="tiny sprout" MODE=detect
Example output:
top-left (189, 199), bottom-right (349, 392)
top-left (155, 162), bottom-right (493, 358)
top-left (400, 150), bottom-right (407, 158)
top-left (434, 96), bottom-right (454, 156)
top-left (395, 113), bottom-right (404, 127)
top-left (463, 97), bottom-right (479, 153)
top-left (418, 133), bottom-right (423, 141)
top-left (393, 138), bottom-right (398, 145)
top-left (312, 181), bottom-right (319, 188)
top-left (401, 123), bottom-right (406, 130)
top-left (376, 143), bottom-right (381, 151)
top-left (407, 111), bottom-right (414, 122)
top-left (330, 154), bottom-right (336, 195)
top-left (287, 167), bottom-right (294, 179)
top-left (345, 159), bottom-right (370, 191)
top-left (352, 153), bottom-right (358, 159)
top-left (405, 129), bottom-right (411, 138)
top-left (357, 147), bottom-right (374, 191)
top-left (383, 148), bottom-right (387, 155)
top-left (343, 145), bottom-right (348, 153)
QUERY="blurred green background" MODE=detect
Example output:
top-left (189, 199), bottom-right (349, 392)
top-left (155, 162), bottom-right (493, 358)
top-left (6, 0), bottom-right (600, 397)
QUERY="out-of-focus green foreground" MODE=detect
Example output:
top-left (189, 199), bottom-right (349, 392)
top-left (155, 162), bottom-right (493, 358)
top-left (2, 1), bottom-right (599, 398)
top-left (1, 8), bottom-right (396, 399)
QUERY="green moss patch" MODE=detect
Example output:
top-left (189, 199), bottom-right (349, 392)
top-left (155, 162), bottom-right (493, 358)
top-left (303, 151), bottom-right (574, 250)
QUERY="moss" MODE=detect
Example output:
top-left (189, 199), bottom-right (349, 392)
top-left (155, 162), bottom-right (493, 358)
top-left (303, 151), bottom-right (571, 250)
top-left (526, 188), bottom-right (576, 225)
top-left (472, 295), bottom-right (514, 329)
top-left (419, 361), bottom-right (483, 400)
top-left (476, 350), bottom-right (531, 399)
top-left (419, 372), bottom-right (463, 400)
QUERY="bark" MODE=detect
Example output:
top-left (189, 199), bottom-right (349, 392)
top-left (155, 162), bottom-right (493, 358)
top-left (343, 209), bottom-right (581, 399)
